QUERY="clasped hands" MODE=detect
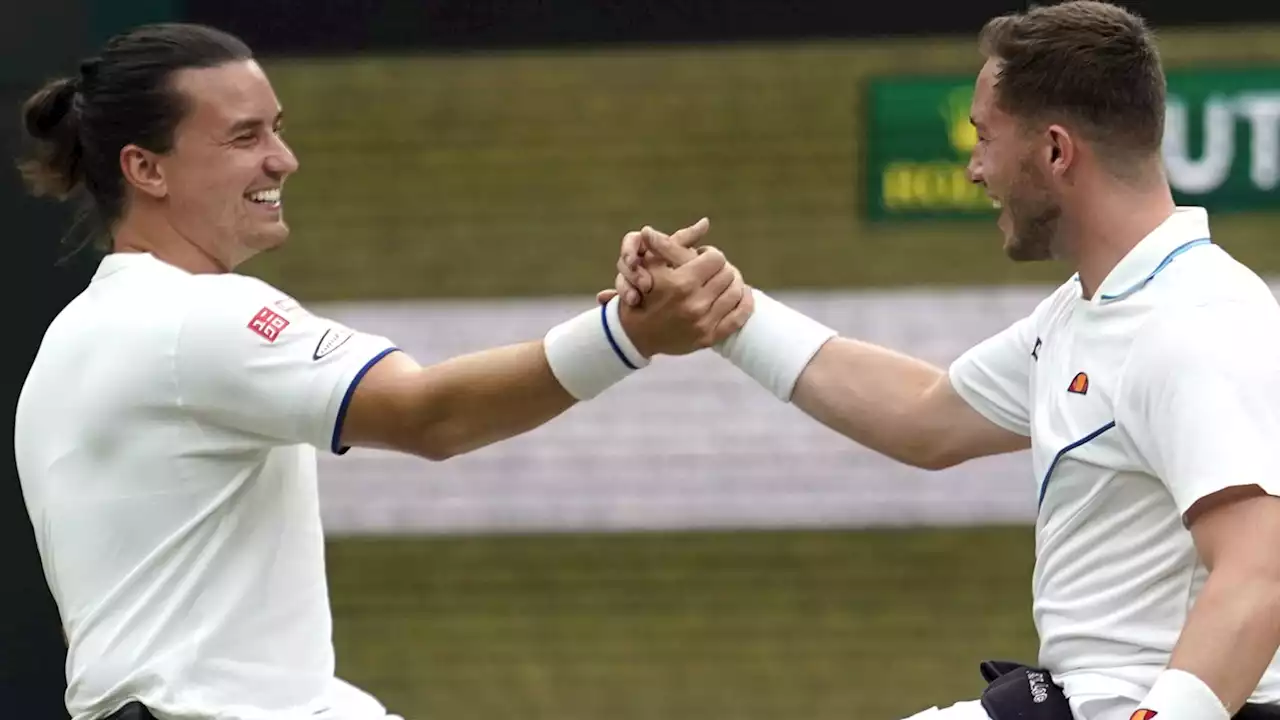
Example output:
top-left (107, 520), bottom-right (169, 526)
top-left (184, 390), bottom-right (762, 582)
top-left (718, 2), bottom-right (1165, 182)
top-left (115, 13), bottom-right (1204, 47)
top-left (595, 217), bottom-right (755, 359)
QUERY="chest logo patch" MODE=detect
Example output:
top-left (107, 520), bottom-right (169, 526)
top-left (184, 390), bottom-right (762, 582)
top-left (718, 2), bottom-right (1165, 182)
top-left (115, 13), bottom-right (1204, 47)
top-left (1067, 372), bottom-right (1089, 395)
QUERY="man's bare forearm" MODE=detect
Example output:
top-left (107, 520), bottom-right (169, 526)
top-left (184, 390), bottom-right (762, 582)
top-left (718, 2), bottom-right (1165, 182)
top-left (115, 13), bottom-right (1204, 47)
top-left (1167, 567), bottom-right (1280, 714)
top-left (790, 337), bottom-right (1028, 469)
top-left (791, 337), bottom-right (952, 468)
top-left (344, 341), bottom-right (580, 461)
top-left (409, 340), bottom-right (577, 460)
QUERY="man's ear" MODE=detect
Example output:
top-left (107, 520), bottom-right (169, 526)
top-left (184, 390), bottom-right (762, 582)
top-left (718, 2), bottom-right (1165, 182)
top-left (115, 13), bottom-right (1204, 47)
top-left (119, 144), bottom-right (167, 199)
top-left (1045, 124), bottom-right (1075, 177)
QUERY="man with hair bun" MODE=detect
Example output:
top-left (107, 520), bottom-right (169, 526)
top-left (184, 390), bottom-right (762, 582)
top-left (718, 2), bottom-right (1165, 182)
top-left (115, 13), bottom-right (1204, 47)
top-left (14, 22), bottom-right (753, 720)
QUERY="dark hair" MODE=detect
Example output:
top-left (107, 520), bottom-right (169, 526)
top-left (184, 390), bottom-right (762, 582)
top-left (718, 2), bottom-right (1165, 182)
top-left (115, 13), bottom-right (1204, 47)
top-left (978, 1), bottom-right (1166, 172)
top-left (18, 23), bottom-right (253, 251)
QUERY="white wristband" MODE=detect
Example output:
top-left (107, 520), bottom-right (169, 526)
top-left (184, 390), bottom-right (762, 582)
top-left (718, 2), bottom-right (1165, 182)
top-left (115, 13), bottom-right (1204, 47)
top-left (1134, 669), bottom-right (1229, 720)
top-left (713, 289), bottom-right (837, 401)
top-left (544, 296), bottom-right (649, 401)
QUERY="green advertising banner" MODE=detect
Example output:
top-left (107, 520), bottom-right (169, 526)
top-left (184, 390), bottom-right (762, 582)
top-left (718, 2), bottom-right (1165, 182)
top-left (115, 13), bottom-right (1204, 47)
top-left (866, 68), bottom-right (1280, 220)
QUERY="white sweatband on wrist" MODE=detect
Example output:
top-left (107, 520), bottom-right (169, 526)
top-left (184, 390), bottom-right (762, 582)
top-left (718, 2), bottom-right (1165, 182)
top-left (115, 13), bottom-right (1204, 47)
top-left (543, 295), bottom-right (649, 401)
top-left (1134, 669), bottom-right (1229, 720)
top-left (713, 288), bottom-right (837, 402)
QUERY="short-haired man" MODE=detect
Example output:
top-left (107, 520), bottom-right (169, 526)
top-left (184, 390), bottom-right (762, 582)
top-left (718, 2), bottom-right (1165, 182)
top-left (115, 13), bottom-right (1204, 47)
top-left (615, 3), bottom-right (1280, 719)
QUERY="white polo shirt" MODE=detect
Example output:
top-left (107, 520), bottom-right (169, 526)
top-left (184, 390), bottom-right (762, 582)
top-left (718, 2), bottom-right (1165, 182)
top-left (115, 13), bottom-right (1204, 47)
top-left (949, 206), bottom-right (1280, 707)
top-left (15, 252), bottom-right (399, 720)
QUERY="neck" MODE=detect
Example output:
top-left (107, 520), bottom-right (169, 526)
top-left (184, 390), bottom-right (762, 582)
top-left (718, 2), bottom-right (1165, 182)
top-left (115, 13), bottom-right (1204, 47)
top-left (1065, 174), bottom-right (1177, 299)
top-left (110, 209), bottom-right (231, 274)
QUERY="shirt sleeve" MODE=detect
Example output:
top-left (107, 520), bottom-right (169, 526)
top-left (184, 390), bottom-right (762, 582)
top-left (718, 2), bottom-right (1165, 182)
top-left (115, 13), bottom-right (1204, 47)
top-left (947, 306), bottom-right (1042, 438)
top-left (1119, 303), bottom-right (1280, 516)
top-left (175, 275), bottom-right (399, 454)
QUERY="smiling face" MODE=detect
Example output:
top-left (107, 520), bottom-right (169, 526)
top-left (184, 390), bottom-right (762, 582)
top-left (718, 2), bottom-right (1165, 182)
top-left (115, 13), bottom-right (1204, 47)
top-left (966, 58), bottom-right (1064, 262)
top-left (125, 59), bottom-right (299, 269)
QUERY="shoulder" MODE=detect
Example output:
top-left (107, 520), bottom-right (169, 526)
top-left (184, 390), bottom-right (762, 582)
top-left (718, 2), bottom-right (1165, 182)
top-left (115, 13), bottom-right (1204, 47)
top-left (1125, 297), bottom-right (1280, 391)
top-left (181, 272), bottom-right (309, 325)
top-left (1025, 277), bottom-right (1080, 331)
top-left (1139, 239), bottom-right (1279, 355)
top-left (187, 272), bottom-right (296, 308)
top-left (175, 272), bottom-right (312, 355)
top-left (1152, 241), bottom-right (1277, 308)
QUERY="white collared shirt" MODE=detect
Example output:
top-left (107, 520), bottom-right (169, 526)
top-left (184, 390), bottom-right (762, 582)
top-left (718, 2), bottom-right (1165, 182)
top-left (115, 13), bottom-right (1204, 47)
top-left (950, 207), bottom-right (1280, 704)
top-left (15, 253), bottom-right (397, 720)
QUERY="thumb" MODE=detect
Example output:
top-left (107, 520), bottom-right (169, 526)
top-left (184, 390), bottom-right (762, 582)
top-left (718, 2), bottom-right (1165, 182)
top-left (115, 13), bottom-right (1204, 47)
top-left (672, 217), bottom-right (710, 249)
top-left (596, 289), bottom-right (618, 305)
top-left (643, 217), bottom-right (708, 267)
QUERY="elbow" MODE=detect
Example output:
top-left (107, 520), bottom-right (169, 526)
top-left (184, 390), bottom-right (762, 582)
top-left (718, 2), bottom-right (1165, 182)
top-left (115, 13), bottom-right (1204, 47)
top-left (415, 425), bottom-right (467, 462)
top-left (405, 406), bottom-right (470, 462)
top-left (893, 425), bottom-right (966, 471)
top-left (912, 455), bottom-right (959, 472)
top-left (873, 442), bottom-right (960, 471)
top-left (416, 444), bottom-right (458, 462)
top-left (412, 412), bottom-right (478, 461)
top-left (398, 383), bottom-right (482, 462)
top-left (907, 448), bottom-right (964, 472)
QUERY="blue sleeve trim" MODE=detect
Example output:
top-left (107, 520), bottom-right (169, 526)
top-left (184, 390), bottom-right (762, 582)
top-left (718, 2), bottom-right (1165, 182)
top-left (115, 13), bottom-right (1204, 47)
top-left (600, 303), bottom-right (639, 370)
top-left (330, 347), bottom-right (400, 455)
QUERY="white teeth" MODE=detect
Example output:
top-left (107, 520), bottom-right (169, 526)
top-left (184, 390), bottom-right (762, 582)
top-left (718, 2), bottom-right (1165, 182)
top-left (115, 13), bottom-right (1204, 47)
top-left (248, 188), bottom-right (281, 204)
top-left (992, 199), bottom-right (1003, 209)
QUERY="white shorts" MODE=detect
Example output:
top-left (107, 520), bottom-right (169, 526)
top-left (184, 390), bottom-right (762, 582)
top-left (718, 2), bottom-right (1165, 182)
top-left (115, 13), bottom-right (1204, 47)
top-left (900, 694), bottom-right (1135, 720)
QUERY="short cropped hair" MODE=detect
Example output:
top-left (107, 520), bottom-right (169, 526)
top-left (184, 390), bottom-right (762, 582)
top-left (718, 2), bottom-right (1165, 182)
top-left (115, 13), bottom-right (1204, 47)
top-left (979, 1), bottom-right (1166, 165)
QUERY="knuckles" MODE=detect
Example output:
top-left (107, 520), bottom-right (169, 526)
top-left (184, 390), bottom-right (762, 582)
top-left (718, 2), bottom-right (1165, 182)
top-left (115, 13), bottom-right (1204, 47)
top-left (698, 248), bottom-right (727, 271)
top-left (681, 297), bottom-right (712, 321)
top-left (672, 275), bottom-right (699, 297)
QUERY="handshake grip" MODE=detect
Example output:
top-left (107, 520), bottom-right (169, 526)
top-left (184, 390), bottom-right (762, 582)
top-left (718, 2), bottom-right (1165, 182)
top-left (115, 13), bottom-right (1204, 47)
top-left (544, 287), bottom-right (837, 403)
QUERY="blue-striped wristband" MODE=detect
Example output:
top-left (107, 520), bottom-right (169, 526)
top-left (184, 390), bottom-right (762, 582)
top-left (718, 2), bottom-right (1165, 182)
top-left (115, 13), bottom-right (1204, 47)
top-left (544, 296), bottom-right (649, 400)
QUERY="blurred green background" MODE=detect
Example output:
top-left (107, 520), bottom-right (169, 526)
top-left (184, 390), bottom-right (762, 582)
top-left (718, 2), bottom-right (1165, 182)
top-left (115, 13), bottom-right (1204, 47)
top-left (249, 26), bottom-right (1280, 302)
top-left (329, 526), bottom-right (1038, 719)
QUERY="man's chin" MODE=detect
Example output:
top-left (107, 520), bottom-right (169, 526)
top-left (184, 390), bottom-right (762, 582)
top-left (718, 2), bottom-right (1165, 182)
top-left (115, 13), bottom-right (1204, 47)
top-left (1003, 237), bottom-right (1028, 262)
top-left (251, 222), bottom-right (290, 252)
top-left (1003, 237), bottom-right (1054, 262)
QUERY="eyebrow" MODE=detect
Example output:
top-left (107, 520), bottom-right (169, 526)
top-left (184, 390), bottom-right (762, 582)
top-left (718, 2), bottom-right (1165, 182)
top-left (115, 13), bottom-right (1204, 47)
top-left (227, 110), bottom-right (284, 136)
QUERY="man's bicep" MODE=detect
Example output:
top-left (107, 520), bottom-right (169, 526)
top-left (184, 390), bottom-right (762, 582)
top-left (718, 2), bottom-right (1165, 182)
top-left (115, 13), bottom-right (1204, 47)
top-left (333, 351), bottom-right (427, 454)
top-left (176, 281), bottom-right (398, 450)
top-left (932, 373), bottom-right (1031, 460)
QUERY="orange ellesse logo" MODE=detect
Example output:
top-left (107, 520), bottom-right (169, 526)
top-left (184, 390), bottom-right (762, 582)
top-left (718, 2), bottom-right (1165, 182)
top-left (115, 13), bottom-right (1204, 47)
top-left (1067, 372), bottom-right (1089, 395)
top-left (1130, 710), bottom-right (1157, 720)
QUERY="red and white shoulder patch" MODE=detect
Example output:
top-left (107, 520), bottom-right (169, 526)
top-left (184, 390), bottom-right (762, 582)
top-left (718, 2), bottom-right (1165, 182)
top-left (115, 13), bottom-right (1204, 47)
top-left (247, 306), bottom-right (291, 342)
